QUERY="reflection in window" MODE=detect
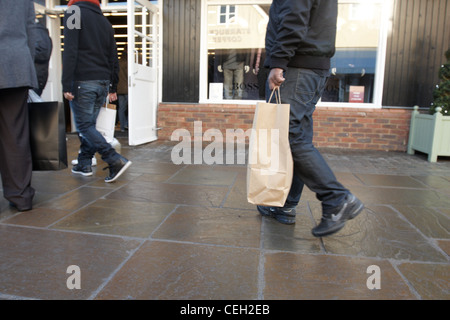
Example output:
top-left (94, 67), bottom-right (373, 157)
top-left (207, 5), bottom-right (270, 101)
top-left (322, 2), bottom-right (382, 104)
top-left (219, 5), bottom-right (236, 24)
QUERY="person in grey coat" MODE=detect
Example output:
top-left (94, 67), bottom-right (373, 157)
top-left (0, 0), bottom-right (38, 211)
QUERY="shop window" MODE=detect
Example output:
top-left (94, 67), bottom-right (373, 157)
top-left (207, 4), bottom-right (270, 101)
top-left (321, 2), bottom-right (383, 104)
top-left (202, 0), bottom-right (387, 105)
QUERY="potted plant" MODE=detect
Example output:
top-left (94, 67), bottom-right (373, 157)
top-left (407, 48), bottom-right (450, 162)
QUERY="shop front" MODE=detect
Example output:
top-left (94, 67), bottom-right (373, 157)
top-left (35, 0), bottom-right (161, 146)
top-left (159, 0), bottom-right (449, 152)
top-left (35, 0), bottom-right (450, 151)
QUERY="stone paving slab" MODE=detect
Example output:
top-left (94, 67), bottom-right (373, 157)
top-left (0, 134), bottom-right (448, 300)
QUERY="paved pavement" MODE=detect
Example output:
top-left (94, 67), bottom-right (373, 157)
top-left (0, 133), bottom-right (449, 301)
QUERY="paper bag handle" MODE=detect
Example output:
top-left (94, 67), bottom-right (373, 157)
top-left (268, 87), bottom-right (281, 104)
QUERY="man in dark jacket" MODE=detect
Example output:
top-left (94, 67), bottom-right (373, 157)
top-left (62, 0), bottom-right (131, 182)
top-left (257, 0), bottom-right (364, 237)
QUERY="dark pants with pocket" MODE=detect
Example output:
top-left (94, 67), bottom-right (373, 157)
top-left (0, 87), bottom-right (35, 209)
top-left (267, 67), bottom-right (349, 213)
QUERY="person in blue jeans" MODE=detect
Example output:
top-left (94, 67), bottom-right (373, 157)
top-left (258, 0), bottom-right (364, 237)
top-left (62, 0), bottom-right (131, 182)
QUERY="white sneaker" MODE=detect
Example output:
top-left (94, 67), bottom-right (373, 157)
top-left (71, 156), bottom-right (97, 166)
top-left (71, 138), bottom-right (120, 166)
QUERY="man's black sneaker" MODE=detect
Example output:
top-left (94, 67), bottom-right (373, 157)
top-left (71, 164), bottom-right (93, 176)
top-left (311, 193), bottom-right (364, 237)
top-left (257, 205), bottom-right (296, 224)
top-left (104, 156), bottom-right (132, 183)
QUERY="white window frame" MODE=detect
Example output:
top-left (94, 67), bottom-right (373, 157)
top-left (199, 0), bottom-right (391, 108)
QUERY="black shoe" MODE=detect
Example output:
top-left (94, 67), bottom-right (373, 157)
top-left (71, 164), bottom-right (93, 176)
top-left (9, 202), bottom-right (32, 212)
top-left (104, 156), bottom-right (132, 183)
top-left (257, 205), bottom-right (296, 224)
top-left (311, 193), bottom-right (364, 237)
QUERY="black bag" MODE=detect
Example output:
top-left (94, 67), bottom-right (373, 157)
top-left (28, 101), bottom-right (68, 170)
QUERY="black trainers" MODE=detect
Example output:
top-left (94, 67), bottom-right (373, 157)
top-left (104, 156), bottom-right (132, 183)
top-left (71, 164), bottom-right (93, 176)
top-left (257, 205), bottom-right (296, 224)
top-left (312, 193), bottom-right (364, 237)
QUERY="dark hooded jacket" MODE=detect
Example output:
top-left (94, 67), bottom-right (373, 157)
top-left (33, 22), bottom-right (53, 92)
top-left (62, 1), bottom-right (118, 93)
top-left (264, 0), bottom-right (338, 71)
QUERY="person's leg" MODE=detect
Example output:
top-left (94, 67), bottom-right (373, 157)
top-left (71, 80), bottom-right (121, 167)
top-left (0, 87), bottom-right (35, 210)
top-left (118, 94), bottom-right (128, 131)
top-left (71, 80), bottom-right (131, 182)
top-left (223, 69), bottom-right (233, 99)
top-left (281, 67), bottom-right (363, 236)
top-left (234, 63), bottom-right (244, 99)
top-left (117, 94), bottom-right (128, 131)
top-left (281, 68), bottom-right (348, 211)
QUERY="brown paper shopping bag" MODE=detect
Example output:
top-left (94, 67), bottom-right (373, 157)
top-left (247, 88), bottom-right (293, 207)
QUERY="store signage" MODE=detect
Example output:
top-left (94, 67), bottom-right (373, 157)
top-left (209, 83), bottom-right (223, 100)
top-left (349, 86), bottom-right (365, 103)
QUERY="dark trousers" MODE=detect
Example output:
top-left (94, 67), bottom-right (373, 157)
top-left (0, 87), bottom-right (35, 209)
top-left (267, 68), bottom-right (349, 213)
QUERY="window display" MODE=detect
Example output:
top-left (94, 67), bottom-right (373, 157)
top-left (207, 4), bottom-right (270, 101)
top-left (322, 2), bottom-right (383, 104)
top-left (205, 1), bottom-right (385, 105)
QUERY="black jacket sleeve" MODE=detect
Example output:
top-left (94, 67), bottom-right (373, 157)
top-left (267, 0), bottom-right (314, 70)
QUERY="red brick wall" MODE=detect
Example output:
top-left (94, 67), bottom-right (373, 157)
top-left (157, 103), bottom-right (412, 151)
top-left (313, 107), bottom-right (412, 151)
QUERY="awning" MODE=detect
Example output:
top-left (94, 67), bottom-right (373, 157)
top-left (331, 49), bottom-right (377, 74)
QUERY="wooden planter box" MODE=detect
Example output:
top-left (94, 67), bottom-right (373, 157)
top-left (407, 106), bottom-right (450, 162)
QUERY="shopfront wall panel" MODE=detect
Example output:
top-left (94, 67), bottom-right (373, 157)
top-left (162, 0), bottom-right (201, 102)
top-left (383, 0), bottom-right (450, 108)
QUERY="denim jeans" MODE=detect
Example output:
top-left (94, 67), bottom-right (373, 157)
top-left (267, 67), bottom-right (349, 213)
top-left (70, 80), bottom-right (120, 166)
